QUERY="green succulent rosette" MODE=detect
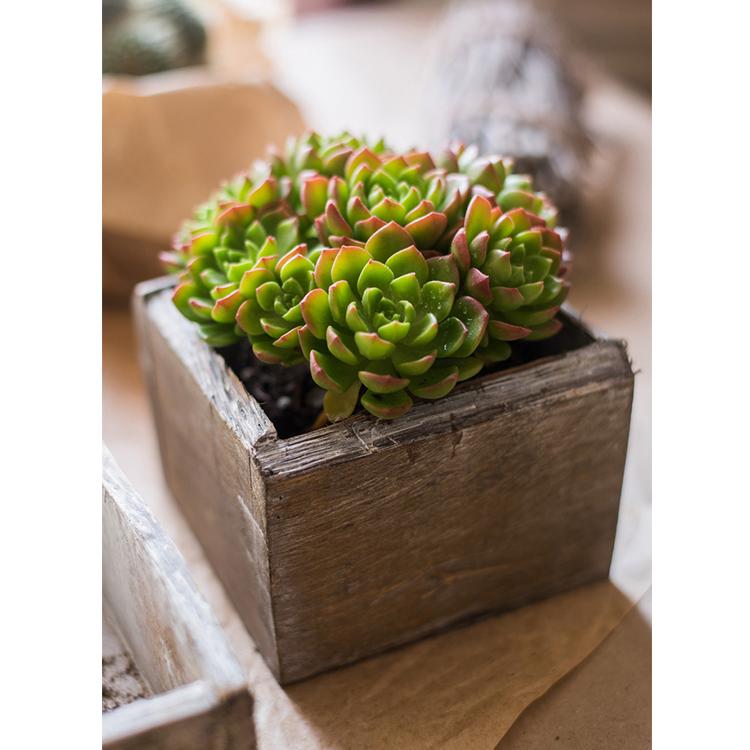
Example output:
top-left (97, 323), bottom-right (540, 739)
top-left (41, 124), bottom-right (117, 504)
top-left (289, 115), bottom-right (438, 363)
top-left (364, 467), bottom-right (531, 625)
top-left (299, 146), bottom-right (467, 253)
top-left (233, 243), bottom-right (322, 365)
top-left (167, 196), bottom-right (307, 347)
top-left (451, 193), bottom-right (569, 364)
top-left (293, 222), bottom-right (489, 420)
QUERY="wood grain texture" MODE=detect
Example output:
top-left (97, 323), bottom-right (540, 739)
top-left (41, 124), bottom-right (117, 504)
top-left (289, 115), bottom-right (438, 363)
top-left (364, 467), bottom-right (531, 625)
top-left (134, 279), bottom-right (633, 684)
top-left (103, 447), bottom-right (255, 748)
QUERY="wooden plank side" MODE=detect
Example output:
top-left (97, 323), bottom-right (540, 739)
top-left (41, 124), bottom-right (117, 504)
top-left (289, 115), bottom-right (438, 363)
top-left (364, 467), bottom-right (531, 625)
top-left (255, 340), bottom-right (630, 478)
top-left (103, 447), bottom-right (247, 694)
top-left (132, 286), bottom-right (280, 675)
top-left (104, 681), bottom-right (254, 750)
top-left (266, 368), bottom-right (633, 682)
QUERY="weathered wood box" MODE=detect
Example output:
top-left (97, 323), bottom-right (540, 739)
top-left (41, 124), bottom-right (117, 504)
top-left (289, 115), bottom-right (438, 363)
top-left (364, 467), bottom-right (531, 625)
top-left (134, 277), bottom-right (634, 684)
top-left (102, 447), bottom-right (255, 749)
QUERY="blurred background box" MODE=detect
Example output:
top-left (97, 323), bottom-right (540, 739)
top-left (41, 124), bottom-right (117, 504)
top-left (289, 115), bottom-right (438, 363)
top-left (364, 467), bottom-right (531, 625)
top-left (102, 1), bottom-right (305, 304)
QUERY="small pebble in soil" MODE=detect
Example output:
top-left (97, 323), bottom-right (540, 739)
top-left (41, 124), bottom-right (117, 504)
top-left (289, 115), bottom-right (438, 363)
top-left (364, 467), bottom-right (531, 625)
top-left (220, 341), bottom-right (325, 438)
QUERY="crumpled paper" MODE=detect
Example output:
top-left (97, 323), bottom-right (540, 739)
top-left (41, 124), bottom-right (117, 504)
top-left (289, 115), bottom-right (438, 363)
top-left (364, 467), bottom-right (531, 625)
top-left (102, 69), bottom-right (305, 302)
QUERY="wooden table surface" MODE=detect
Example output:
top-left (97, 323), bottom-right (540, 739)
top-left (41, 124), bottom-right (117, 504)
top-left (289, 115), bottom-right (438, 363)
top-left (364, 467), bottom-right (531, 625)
top-left (103, 2), bottom-right (651, 745)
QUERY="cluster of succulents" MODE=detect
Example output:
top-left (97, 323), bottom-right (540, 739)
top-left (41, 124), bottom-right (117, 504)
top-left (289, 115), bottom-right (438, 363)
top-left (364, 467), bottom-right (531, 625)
top-left (164, 133), bottom-right (569, 421)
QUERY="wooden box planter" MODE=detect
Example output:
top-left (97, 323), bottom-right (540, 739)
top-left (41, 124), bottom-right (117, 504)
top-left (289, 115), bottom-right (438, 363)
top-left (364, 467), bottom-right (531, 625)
top-left (134, 277), bottom-right (634, 684)
top-left (102, 448), bottom-right (255, 749)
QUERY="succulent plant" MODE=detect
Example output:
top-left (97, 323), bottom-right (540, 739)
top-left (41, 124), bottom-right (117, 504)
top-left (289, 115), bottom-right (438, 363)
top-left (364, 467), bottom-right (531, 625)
top-left (167, 199), bottom-right (306, 348)
top-left (164, 133), bottom-right (569, 422)
top-left (451, 193), bottom-right (569, 364)
top-left (294, 222), bottom-right (488, 420)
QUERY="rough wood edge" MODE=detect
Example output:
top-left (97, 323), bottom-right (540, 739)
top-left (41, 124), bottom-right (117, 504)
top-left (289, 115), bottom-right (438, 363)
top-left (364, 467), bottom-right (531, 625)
top-left (133, 283), bottom-right (281, 675)
top-left (133, 278), bottom-right (633, 480)
top-left (134, 277), bottom-right (277, 451)
top-left (102, 447), bottom-right (254, 746)
top-left (103, 446), bottom-right (246, 691)
top-left (102, 681), bottom-right (254, 750)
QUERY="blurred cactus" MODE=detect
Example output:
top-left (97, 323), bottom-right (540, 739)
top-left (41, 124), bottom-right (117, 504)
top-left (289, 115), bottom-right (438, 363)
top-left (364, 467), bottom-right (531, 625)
top-left (102, 0), bottom-right (206, 76)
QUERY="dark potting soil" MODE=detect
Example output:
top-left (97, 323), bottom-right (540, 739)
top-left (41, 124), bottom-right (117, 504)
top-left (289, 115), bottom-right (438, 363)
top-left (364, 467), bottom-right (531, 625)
top-left (219, 342), bottom-right (325, 438)
top-left (218, 311), bottom-right (594, 439)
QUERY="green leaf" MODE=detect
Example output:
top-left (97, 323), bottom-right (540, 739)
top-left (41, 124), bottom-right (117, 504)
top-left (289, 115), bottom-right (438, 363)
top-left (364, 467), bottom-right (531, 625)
top-left (357, 259), bottom-right (395, 295)
top-left (464, 268), bottom-right (493, 306)
top-left (450, 228), bottom-right (471, 274)
top-left (385, 246), bottom-right (429, 285)
top-left (404, 312), bottom-right (438, 347)
top-left (450, 356), bottom-right (484, 381)
top-left (345, 301), bottom-right (369, 332)
top-left (405, 212), bottom-right (448, 249)
top-left (235, 298), bottom-right (264, 336)
top-left (211, 289), bottom-right (244, 323)
top-left (328, 279), bottom-right (356, 324)
top-left (491, 286), bottom-right (525, 312)
top-left (309, 350), bottom-right (357, 392)
top-left (408, 366), bottom-right (459, 399)
top-left (314, 247), bottom-right (338, 290)
top-left (518, 281), bottom-right (545, 305)
top-left (358, 370), bottom-right (410, 394)
top-left (331, 245), bottom-right (370, 290)
top-left (345, 146), bottom-right (381, 180)
top-left (524, 256), bottom-right (553, 283)
top-left (465, 194), bottom-right (493, 243)
top-left (226, 260), bottom-right (255, 283)
top-left (172, 282), bottom-right (205, 323)
top-left (365, 221), bottom-right (413, 262)
top-left (353, 215), bottom-right (387, 241)
top-left (499, 189), bottom-right (538, 212)
top-left (361, 286), bottom-right (384, 319)
top-left (392, 348), bottom-right (437, 376)
top-left (255, 281), bottom-right (281, 311)
top-left (354, 331), bottom-right (395, 359)
top-left (324, 380), bottom-right (361, 422)
top-left (427, 254), bottom-right (460, 287)
top-left (475, 339), bottom-right (512, 363)
top-left (361, 389), bottom-right (413, 419)
top-left (299, 288), bottom-right (332, 338)
top-left (326, 200), bottom-right (353, 237)
top-left (488, 319), bottom-right (532, 341)
top-left (301, 174), bottom-right (329, 218)
top-left (239, 267), bottom-right (273, 299)
top-left (433, 317), bottom-right (468, 358)
top-left (420, 280), bottom-right (456, 322)
top-left (347, 195), bottom-right (371, 225)
top-left (273, 326), bottom-right (302, 349)
top-left (504, 306), bottom-right (560, 327)
top-left (260, 315), bottom-right (292, 339)
top-left (371, 197), bottom-right (407, 224)
top-left (280, 253), bottom-right (314, 287)
top-left (247, 177), bottom-right (278, 208)
top-left (197, 323), bottom-right (240, 348)
top-left (390, 273), bottom-right (421, 306)
top-left (525, 318), bottom-right (563, 340)
top-left (483, 249), bottom-right (512, 285)
top-left (469, 231), bottom-right (490, 266)
top-left (377, 319), bottom-right (411, 343)
top-left (187, 296), bottom-right (214, 320)
top-left (452, 296), bottom-right (489, 357)
top-left (326, 325), bottom-right (360, 365)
